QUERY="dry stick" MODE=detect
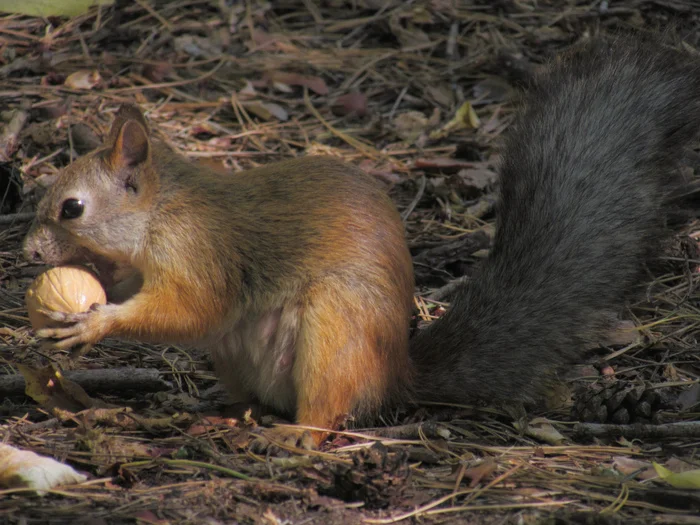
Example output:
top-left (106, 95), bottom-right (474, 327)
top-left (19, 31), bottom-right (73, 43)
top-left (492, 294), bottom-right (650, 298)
top-left (362, 421), bottom-right (445, 440)
top-left (0, 108), bottom-right (29, 162)
top-left (400, 175), bottom-right (426, 221)
top-left (303, 87), bottom-right (382, 161)
top-left (427, 276), bottom-right (470, 302)
top-left (0, 212), bottom-right (35, 225)
top-left (0, 367), bottom-right (171, 397)
top-left (574, 421), bottom-right (700, 440)
top-left (109, 58), bottom-right (226, 94)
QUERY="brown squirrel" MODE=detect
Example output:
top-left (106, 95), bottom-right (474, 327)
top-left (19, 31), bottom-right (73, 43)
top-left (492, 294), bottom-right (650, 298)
top-left (23, 35), bottom-right (700, 447)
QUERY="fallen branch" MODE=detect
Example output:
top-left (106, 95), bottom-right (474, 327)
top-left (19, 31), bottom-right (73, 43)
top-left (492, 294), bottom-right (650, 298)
top-left (0, 367), bottom-right (172, 396)
top-left (0, 212), bottom-right (35, 225)
top-left (427, 276), bottom-right (469, 301)
top-left (574, 421), bottom-right (700, 440)
top-left (362, 421), bottom-right (447, 440)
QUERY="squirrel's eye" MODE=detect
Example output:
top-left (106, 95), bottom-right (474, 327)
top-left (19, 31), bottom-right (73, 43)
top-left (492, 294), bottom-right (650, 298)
top-left (60, 198), bottom-right (84, 220)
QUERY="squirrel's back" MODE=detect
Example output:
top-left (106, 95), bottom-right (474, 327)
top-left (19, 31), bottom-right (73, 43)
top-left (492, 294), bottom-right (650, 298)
top-left (410, 36), bottom-right (700, 403)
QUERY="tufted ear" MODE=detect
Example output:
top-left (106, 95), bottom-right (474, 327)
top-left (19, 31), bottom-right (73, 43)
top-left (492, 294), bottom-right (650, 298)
top-left (107, 112), bottom-right (150, 170)
top-left (107, 104), bottom-right (149, 145)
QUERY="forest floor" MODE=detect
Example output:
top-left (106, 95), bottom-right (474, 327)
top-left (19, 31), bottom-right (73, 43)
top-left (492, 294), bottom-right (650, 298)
top-left (1, 1), bottom-right (700, 524)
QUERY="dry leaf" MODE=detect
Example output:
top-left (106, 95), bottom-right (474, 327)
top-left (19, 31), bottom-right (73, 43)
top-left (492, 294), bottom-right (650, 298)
top-left (456, 168), bottom-right (498, 195)
top-left (332, 92), bottom-right (368, 117)
top-left (516, 418), bottom-right (566, 445)
top-left (142, 62), bottom-right (173, 83)
top-left (76, 430), bottom-right (157, 473)
top-left (0, 0), bottom-right (113, 16)
top-left (63, 70), bottom-right (102, 90)
top-left (18, 364), bottom-right (103, 412)
top-left (265, 72), bottom-right (328, 95)
top-left (393, 111), bottom-right (428, 142)
top-left (187, 416), bottom-right (240, 437)
top-left (462, 459), bottom-right (497, 488)
top-left (173, 35), bottom-right (222, 59)
top-left (243, 101), bottom-right (289, 121)
top-left (0, 443), bottom-right (87, 494)
top-left (612, 457), bottom-right (656, 480)
top-left (653, 462), bottom-right (700, 489)
top-left (430, 101), bottom-right (480, 139)
top-left (426, 85), bottom-right (455, 107)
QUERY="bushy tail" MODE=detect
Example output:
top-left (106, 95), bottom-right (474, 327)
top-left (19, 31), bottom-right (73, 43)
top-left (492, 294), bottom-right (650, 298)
top-left (410, 35), bottom-right (700, 404)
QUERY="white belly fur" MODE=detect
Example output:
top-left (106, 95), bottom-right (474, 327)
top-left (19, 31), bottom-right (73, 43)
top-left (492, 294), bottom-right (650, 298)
top-left (206, 305), bottom-right (301, 414)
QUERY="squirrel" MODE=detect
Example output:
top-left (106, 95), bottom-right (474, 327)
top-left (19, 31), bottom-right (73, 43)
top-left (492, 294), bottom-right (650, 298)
top-left (22, 35), bottom-right (700, 448)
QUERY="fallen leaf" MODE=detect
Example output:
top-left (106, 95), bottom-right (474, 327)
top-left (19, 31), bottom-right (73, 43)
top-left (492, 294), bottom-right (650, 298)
top-left (601, 366), bottom-right (616, 377)
top-left (515, 418), bottom-right (566, 445)
top-left (456, 168), bottom-right (498, 195)
top-left (332, 92), bottom-right (368, 117)
top-left (393, 111), bottom-right (428, 142)
top-left (63, 70), bottom-right (101, 90)
top-left (17, 364), bottom-right (102, 412)
top-left (663, 363), bottom-right (680, 382)
top-left (430, 101), bottom-right (480, 139)
top-left (653, 462), bottom-right (700, 489)
top-left (613, 457), bottom-right (656, 480)
top-left (238, 80), bottom-right (258, 99)
top-left (186, 416), bottom-right (240, 437)
top-left (141, 62), bottom-right (173, 83)
top-left (0, 443), bottom-right (87, 494)
top-left (173, 35), bottom-right (222, 59)
top-left (0, 0), bottom-right (113, 16)
top-left (243, 101), bottom-right (289, 121)
top-left (265, 72), bottom-right (328, 95)
top-left (461, 459), bottom-right (497, 487)
top-left (425, 84), bottom-right (455, 107)
top-left (76, 429), bottom-right (157, 473)
top-left (249, 29), bottom-right (297, 53)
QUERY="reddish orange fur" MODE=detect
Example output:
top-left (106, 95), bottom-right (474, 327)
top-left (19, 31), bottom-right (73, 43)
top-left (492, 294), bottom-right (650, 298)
top-left (24, 104), bottom-right (414, 445)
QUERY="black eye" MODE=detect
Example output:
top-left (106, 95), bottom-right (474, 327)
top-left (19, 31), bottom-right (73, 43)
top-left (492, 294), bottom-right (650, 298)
top-left (60, 198), bottom-right (84, 219)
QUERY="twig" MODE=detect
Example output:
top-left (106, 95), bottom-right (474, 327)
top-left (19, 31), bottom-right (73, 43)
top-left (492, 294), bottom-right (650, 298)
top-left (401, 175), bottom-right (426, 221)
top-left (362, 421), bottom-right (446, 440)
top-left (427, 276), bottom-right (469, 301)
top-left (0, 367), bottom-right (171, 396)
top-left (0, 108), bottom-right (29, 162)
top-left (574, 421), bottom-right (700, 440)
top-left (0, 212), bottom-right (35, 225)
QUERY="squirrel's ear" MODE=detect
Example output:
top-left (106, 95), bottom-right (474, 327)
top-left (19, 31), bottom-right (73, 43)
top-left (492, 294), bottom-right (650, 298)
top-left (107, 104), bottom-right (149, 145)
top-left (108, 119), bottom-right (150, 170)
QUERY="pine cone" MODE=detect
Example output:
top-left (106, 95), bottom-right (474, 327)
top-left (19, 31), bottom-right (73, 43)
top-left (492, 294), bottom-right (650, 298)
top-left (325, 442), bottom-right (411, 508)
top-left (572, 380), bottom-right (674, 424)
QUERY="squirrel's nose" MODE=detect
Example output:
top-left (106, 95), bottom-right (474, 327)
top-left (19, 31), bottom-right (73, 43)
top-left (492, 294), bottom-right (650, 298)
top-left (25, 250), bottom-right (43, 263)
top-left (23, 240), bottom-right (43, 264)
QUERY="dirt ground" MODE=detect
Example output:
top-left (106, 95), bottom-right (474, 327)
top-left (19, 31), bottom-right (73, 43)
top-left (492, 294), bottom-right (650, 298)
top-left (2, 1), bottom-right (700, 524)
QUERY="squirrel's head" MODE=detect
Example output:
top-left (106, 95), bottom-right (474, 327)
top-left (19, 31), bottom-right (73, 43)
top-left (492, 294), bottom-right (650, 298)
top-left (23, 104), bottom-right (158, 275)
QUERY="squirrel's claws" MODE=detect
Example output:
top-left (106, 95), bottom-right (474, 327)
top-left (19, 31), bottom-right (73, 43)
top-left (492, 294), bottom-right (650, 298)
top-left (36, 308), bottom-right (88, 325)
top-left (249, 427), bottom-right (316, 455)
top-left (35, 306), bottom-right (111, 350)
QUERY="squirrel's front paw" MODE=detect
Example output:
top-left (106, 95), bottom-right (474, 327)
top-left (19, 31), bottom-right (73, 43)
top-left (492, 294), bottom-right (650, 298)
top-left (35, 304), bottom-right (113, 350)
top-left (250, 426), bottom-right (317, 455)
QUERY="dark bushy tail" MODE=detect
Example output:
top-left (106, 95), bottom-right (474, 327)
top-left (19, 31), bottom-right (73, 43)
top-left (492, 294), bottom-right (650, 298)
top-left (410, 35), bottom-right (700, 404)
